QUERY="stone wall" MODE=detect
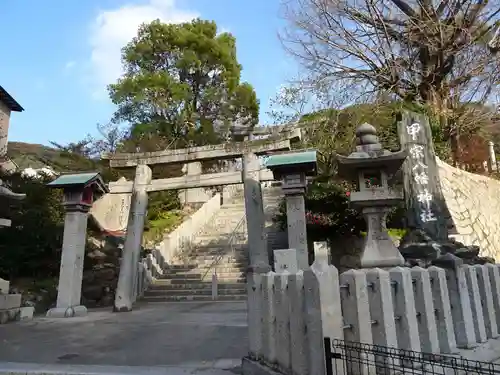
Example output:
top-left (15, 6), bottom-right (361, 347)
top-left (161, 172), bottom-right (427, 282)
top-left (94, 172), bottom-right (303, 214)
top-left (438, 157), bottom-right (500, 261)
top-left (0, 101), bottom-right (11, 160)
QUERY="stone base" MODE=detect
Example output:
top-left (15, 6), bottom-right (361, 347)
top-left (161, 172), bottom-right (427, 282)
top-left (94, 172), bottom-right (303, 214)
top-left (242, 357), bottom-right (282, 375)
top-left (113, 304), bottom-right (133, 312)
top-left (246, 264), bottom-right (272, 275)
top-left (0, 306), bottom-right (34, 324)
top-left (46, 305), bottom-right (87, 318)
top-left (0, 293), bottom-right (22, 310)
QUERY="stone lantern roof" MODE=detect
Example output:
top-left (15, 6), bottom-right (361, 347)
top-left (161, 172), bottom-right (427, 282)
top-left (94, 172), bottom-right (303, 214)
top-left (336, 123), bottom-right (407, 181)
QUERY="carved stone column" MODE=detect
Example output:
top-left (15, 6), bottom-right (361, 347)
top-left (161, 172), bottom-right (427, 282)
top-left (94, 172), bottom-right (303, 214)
top-left (282, 174), bottom-right (309, 270)
top-left (114, 164), bottom-right (152, 312)
top-left (242, 151), bottom-right (270, 273)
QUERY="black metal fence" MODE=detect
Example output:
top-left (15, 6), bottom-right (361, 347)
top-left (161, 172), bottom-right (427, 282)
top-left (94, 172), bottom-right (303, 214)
top-left (324, 337), bottom-right (500, 375)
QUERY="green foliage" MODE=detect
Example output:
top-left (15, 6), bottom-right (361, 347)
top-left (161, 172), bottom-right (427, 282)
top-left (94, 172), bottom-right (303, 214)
top-left (274, 181), bottom-right (365, 240)
top-left (0, 172), bottom-right (65, 279)
top-left (144, 190), bottom-right (185, 243)
top-left (109, 18), bottom-right (259, 150)
top-left (144, 210), bottom-right (186, 244)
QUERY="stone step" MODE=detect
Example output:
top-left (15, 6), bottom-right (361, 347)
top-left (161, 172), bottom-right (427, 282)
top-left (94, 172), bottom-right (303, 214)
top-left (142, 294), bottom-right (247, 302)
top-left (166, 266), bottom-right (246, 274)
top-left (220, 204), bottom-right (245, 209)
top-left (163, 271), bottom-right (245, 280)
top-left (178, 252), bottom-right (247, 260)
top-left (193, 238), bottom-right (247, 247)
top-left (150, 282), bottom-right (245, 290)
top-left (174, 254), bottom-right (247, 263)
top-left (184, 249), bottom-right (247, 258)
top-left (155, 277), bottom-right (246, 285)
top-left (144, 287), bottom-right (246, 297)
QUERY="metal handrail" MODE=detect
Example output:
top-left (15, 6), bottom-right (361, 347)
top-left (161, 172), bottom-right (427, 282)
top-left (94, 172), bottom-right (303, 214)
top-left (202, 213), bottom-right (247, 280)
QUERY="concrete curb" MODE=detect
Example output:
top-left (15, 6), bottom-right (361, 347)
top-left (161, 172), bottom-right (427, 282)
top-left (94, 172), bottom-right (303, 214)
top-left (0, 359), bottom-right (242, 375)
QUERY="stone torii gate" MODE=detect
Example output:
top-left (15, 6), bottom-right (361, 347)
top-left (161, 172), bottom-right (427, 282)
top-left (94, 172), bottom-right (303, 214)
top-left (102, 128), bottom-right (301, 312)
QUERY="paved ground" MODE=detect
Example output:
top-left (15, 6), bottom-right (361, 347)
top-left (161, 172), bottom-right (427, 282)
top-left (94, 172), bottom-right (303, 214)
top-left (0, 301), bottom-right (248, 374)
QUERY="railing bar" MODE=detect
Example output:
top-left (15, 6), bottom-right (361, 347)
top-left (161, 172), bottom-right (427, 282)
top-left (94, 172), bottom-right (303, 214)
top-left (201, 199), bottom-right (262, 280)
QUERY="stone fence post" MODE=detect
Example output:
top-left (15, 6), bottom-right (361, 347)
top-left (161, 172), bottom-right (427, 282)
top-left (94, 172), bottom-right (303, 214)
top-left (433, 254), bottom-right (477, 348)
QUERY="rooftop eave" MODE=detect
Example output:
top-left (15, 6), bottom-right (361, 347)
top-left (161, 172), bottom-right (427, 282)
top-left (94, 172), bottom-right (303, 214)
top-left (0, 86), bottom-right (24, 112)
top-left (336, 150), bottom-right (407, 180)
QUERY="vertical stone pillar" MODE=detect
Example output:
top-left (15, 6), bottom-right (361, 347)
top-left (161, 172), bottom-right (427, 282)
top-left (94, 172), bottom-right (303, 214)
top-left (46, 207), bottom-right (90, 318)
top-left (261, 272), bottom-right (277, 364)
top-left (339, 269), bottom-right (374, 375)
top-left (486, 264), bottom-right (500, 331)
top-left (365, 268), bottom-right (397, 348)
top-left (474, 265), bottom-right (499, 339)
top-left (242, 151), bottom-right (270, 274)
top-left (464, 265), bottom-right (487, 343)
top-left (282, 174), bottom-right (308, 270)
top-left (285, 194), bottom-right (308, 270)
top-left (428, 266), bottom-right (457, 353)
top-left (489, 141), bottom-right (497, 172)
top-left (274, 269), bottom-right (291, 372)
top-left (411, 267), bottom-right (439, 353)
top-left (114, 164), bottom-right (152, 312)
top-left (289, 270), bottom-right (307, 375)
top-left (389, 267), bottom-right (421, 351)
top-left (434, 254), bottom-right (477, 348)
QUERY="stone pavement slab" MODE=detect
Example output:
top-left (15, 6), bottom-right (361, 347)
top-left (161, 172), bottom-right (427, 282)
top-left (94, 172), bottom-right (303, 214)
top-left (0, 301), bottom-right (248, 372)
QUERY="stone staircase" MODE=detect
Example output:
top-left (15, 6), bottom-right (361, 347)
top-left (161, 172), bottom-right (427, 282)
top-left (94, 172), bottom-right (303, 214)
top-left (142, 187), bottom-right (286, 302)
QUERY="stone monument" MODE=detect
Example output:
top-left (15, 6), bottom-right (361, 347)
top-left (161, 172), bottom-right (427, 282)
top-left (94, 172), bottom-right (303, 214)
top-left (46, 172), bottom-right (108, 318)
top-left (397, 111), bottom-right (451, 241)
top-left (396, 111), bottom-right (488, 267)
top-left (265, 149), bottom-right (317, 270)
top-left (336, 123), bottom-right (407, 268)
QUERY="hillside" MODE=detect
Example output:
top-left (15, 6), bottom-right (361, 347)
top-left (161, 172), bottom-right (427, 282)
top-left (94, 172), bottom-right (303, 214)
top-left (7, 142), bottom-right (103, 173)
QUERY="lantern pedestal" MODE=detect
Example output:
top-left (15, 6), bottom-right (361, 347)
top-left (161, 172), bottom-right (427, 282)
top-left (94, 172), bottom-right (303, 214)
top-left (360, 206), bottom-right (404, 268)
top-left (46, 172), bottom-right (108, 318)
top-left (265, 150), bottom-right (317, 270)
top-left (46, 205), bottom-right (90, 318)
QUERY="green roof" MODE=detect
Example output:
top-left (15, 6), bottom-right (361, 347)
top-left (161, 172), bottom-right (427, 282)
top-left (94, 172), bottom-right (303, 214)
top-left (47, 172), bottom-right (101, 187)
top-left (265, 150), bottom-right (317, 168)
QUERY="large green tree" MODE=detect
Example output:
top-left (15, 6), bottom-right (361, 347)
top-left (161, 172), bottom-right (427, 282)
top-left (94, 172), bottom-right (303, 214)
top-left (109, 19), bottom-right (260, 151)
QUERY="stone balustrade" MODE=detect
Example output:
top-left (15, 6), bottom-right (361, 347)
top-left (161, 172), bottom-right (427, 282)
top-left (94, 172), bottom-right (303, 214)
top-left (243, 245), bottom-right (500, 375)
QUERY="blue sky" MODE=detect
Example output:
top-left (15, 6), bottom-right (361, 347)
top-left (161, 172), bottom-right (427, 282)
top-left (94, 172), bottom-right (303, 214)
top-left (1, 0), bottom-right (297, 146)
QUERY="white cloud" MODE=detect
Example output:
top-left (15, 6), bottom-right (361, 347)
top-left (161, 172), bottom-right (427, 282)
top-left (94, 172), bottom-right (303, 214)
top-left (65, 61), bottom-right (76, 70)
top-left (88, 0), bottom-right (199, 95)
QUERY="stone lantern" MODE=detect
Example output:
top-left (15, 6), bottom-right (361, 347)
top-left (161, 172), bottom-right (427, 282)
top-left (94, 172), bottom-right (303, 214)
top-left (266, 150), bottom-right (317, 270)
top-left (46, 172), bottom-right (108, 318)
top-left (336, 123), bottom-right (407, 268)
